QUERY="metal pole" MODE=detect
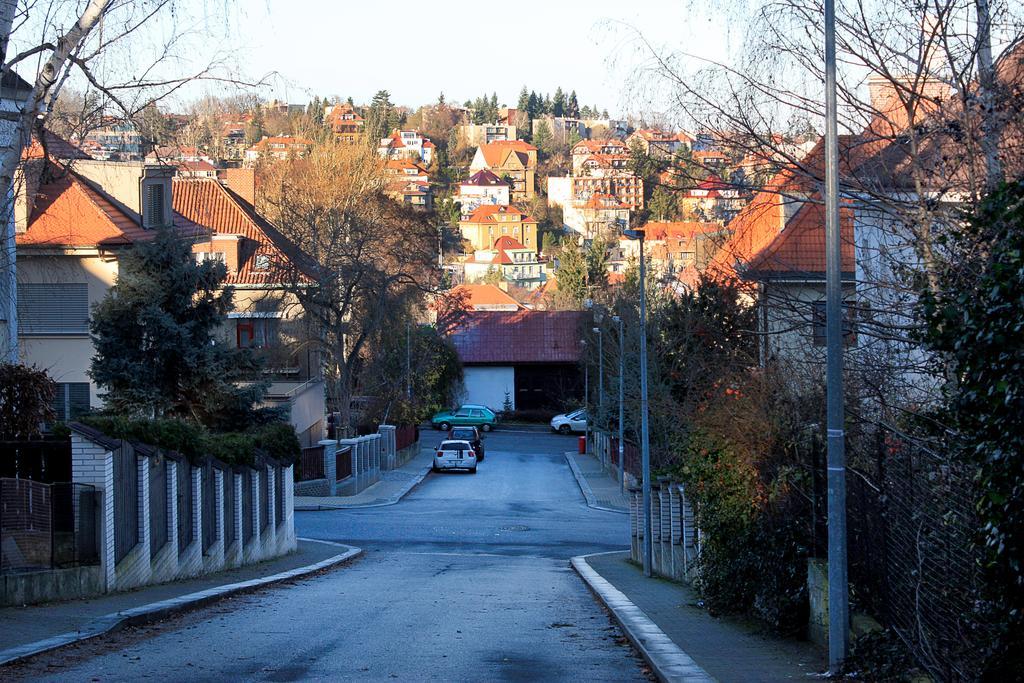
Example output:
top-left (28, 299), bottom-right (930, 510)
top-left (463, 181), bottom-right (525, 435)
top-left (406, 322), bottom-right (412, 401)
top-left (638, 233), bottom-right (652, 578)
top-left (584, 350), bottom-right (590, 454)
top-left (617, 317), bottom-right (625, 493)
top-left (597, 328), bottom-right (604, 432)
top-left (824, 0), bottom-right (849, 669)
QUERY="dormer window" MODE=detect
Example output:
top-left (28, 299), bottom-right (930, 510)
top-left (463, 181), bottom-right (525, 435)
top-left (140, 169), bottom-right (172, 228)
top-left (254, 254), bottom-right (271, 271)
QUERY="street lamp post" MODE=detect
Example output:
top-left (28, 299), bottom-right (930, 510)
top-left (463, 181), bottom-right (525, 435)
top-left (823, 0), bottom-right (849, 669)
top-left (581, 338), bottom-right (589, 454)
top-left (624, 228), bottom-right (652, 578)
top-left (592, 326), bottom-right (604, 460)
top-left (612, 315), bottom-right (624, 493)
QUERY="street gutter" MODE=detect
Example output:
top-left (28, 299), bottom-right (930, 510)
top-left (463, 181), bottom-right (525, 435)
top-left (0, 539), bottom-right (362, 668)
top-left (572, 551), bottom-right (715, 683)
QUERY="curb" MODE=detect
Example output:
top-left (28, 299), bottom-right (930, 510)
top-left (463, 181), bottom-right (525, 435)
top-left (564, 453), bottom-right (629, 515)
top-left (295, 464), bottom-right (432, 511)
top-left (0, 539), bottom-right (363, 668)
top-left (572, 552), bottom-right (715, 683)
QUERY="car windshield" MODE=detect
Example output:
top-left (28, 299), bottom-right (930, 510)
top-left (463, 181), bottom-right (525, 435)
top-left (451, 429), bottom-right (476, 440)
top-left (567, 409), bottom-right (584, 419)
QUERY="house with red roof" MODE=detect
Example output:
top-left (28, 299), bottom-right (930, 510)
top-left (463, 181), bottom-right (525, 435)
top-left (678, 174), bottom-right (745, 222)
top-left (325, 103), bottom-right (364, 144)
top-left (562, 193), bottom-right (630, 240)
top-left (244, 135), bottom-right (313, 165)
top-left (446, 310), bottom-right (584, 411)
top-left (378, 129), bottom-right (435, 166)
top-left (462, 236), bottom-right (545, 290)
top-left (458, 204), bottom-right (539, 252)
top-left (612, 221), bottom-right (725, 280)
top-left (626, 129), bottom-right (690, 158)
top-left (469, 140), bottom-right (538, 201)
top-left (447, 284), bottom-right (523, 311)
top-left (457, 169), bottom-right (510, 218)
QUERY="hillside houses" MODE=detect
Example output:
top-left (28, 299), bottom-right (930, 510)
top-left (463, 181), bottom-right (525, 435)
top-left (378, 129), bottom-right (435, 165)
top-left (469, 140), bottom-right (538, 201)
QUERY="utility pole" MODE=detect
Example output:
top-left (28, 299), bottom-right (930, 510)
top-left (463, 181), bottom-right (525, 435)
top-left (406, 321), bottom-right (412, 401)
top-left (593, 325), bottom-right (604, 434)
top-left (823, 0), bottom-right (850, 670)
top-left (624, 228), bottom-right (651, 577)
top-left (613, 315), bottom-right (625, 493)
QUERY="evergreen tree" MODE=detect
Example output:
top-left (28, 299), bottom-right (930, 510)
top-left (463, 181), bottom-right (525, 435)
top-left (580, 104), bottom-right (593, 119)
top-left (649, 186), bottom-right (680, 220)
top-left (346, 96), bottom-right (354, 106)
top-left (553, 87), bottom-right (566, 117)
top-left (90, 228), bottom-right (263, 422)
top-left (533, 120), bottom-right (553, 154)
top-left (517, 86), bottom-right (530, 112)
top-left (586, 236), bottom-right (609, 289)
top-left (438, 91), bottom-right (446, 105)
top-left (602, 108), bottom-right (610, 119)
top-left (555, 239), bottom-right (588, 307)
top-left (527, 91), bottom-right (539, 119)
top-left (489, 92), bottom-right (498, 119)
top-left (245, 106), bottom-right (265, 145)
top-left (365, 90), bottom-right (395, 144)
top-left (567, 90), bottom-right (580, 118)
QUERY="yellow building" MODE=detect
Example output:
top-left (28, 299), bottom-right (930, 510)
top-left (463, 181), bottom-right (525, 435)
top-left (458, 205), bottom-right (539, 252)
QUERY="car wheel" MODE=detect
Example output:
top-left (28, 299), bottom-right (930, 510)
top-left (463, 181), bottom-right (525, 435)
top-left (558, 424), bottom-right (571, 434)
top-left (439, 421), bottom-right (451, 431)
top-left (470, 466), bottom-right (478, 474)
top-left (481, 423), bottom-right (492, 432)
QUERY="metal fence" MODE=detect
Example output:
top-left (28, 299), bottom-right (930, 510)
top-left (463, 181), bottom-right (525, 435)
top-left (811, 428), bottom-right (986, 681)
top-left (336, 445), bottom-right (352, 481)
top-left (177, 461), bottom-right (193, 552)
top-left (241, 469), bottom-right (253, 543)
top-left (201, 462), bottom-right (216, 553)
top-left (259, 467), bottom-right (269, 532)
top-left (274, 465), bottom-right (283, 527)
top-left (395, 425), bottom-right (418, 452)
top-left (297, 446), bottom-right (325, 481)
top-left (0, 478), bottom-right (99, 573)
top-left (148, 457), bottom-right (168, 558)
top-left (0, 440), bottom-right (71, 483)
top-left (112, 443), bottom-right (139, 564)
top-left (223, 469), bottom-right (235, 548)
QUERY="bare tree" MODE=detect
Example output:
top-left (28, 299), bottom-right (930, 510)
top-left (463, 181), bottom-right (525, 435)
top-left (256, 141), bottom-right (446, 433)
top-left (1, 0), bottom-right (258, 362)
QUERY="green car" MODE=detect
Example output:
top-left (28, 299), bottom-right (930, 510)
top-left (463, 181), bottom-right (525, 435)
top-left (431, 404), bottom-right (498, 432)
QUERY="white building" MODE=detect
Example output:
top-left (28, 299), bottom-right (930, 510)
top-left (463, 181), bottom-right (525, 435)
top-left (378, 130), bottom-right (435, 165)
top-left (457, 169), bottom-right (510, 218)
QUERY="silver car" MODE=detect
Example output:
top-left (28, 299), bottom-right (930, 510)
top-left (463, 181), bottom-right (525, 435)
top-left (432, 439), bottom-right (479, 473)
top-left (550, 409), bottom-right (588, 434)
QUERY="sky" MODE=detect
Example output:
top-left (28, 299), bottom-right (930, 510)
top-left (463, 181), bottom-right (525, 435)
top-left (209, 0), bottom-right (734, 117)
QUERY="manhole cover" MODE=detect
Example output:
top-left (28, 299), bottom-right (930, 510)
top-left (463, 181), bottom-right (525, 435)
top-left (500, 525), bottom-right (530, 532)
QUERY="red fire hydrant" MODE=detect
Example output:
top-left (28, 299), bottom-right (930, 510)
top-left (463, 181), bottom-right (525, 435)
top-left (578, 436), bottom-right (586, 454)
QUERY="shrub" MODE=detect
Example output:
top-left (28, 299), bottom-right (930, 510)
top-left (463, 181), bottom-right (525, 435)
top-left (77, 414), bottom-right (300, 466)
top-left (0, 363), bottom-right (56, 439)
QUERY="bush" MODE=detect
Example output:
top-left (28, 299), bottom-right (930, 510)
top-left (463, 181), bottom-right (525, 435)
top-left (0, 363), bottom-right (56, 439)
top-left (77, 414), bottom-right (300, 466)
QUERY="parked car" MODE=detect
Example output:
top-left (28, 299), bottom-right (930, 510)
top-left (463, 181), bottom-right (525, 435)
top-left (448, 426), bottom-right (484, 460)
top-left (550, 409), bottom-right (588, 434)
top-left (432, 439), bottom-right (478, 473)
top-left (431, 404), bottom-right (498, 432)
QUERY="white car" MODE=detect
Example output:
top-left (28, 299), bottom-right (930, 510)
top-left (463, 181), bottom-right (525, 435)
top-left (550, 409), bottom-right (588, 434)
top-left (432, 439), bottom-right (479, 473)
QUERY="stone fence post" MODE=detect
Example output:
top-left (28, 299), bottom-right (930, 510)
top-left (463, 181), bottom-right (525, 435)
top-left (319, 439), bottom-right (338, 495)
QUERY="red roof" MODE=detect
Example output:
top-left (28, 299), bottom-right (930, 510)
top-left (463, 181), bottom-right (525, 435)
top-left (464, 204), bottom-right (537, 224)
top-left (22, 130), bottom-right (90, 161)
top-left (18, 167), bottom-right (207, 248)
top-left (643, 221), bottom-right (722, 241)
top-left (461, 169), bottom-right (508, 187)
top-left (171, 178), bottom-right (300, 285)
top-left (448, 311), bottom-right (584, 364)
top-left (744, 198), bottom-right (855, 276)
top-left (450, 284), bottom-right (523, 309)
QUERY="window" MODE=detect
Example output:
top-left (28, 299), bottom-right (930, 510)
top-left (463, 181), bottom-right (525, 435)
top-left (195, 251), bottom-right (225, 264)
top-left (17, 283), bottom-right (89, 334)
top-left (254, 254), bottom-right (271, 271)
top-left (141, 178), bottom-right (169, 228)
top-left (811, 301), bottom-right (856, 346)
top-left (51, 382), bottom-right (90, 421)
top-left (236, 318), bottom-right (280, 348)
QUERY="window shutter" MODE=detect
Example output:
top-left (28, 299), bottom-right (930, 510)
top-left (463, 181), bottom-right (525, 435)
top-left (145, 181), bottom-right (165, 227)
top-left (17, 283), bottom-right (89, 334)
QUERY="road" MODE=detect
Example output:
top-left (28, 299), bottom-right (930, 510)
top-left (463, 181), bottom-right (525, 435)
top-left (9, 429), bottom-right (647, 681)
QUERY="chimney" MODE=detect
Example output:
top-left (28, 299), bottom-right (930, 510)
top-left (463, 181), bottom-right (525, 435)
top-left (14, 159), bottom-right (44, 234)
top-left (222, 167), bottom-right (256, 207)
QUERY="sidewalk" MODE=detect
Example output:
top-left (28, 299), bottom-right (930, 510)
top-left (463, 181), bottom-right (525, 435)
top-left (565, 450), bottom-right (630, 513)
top-left (295, 444), bottom-right (433, 510)
top-left (0, 538), bottom-right (360, 665)
top-left (577, 551), bottom-right (826, 682)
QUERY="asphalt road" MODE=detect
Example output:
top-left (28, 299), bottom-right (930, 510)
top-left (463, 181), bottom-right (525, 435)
top-left (9, 428), bottom-right (646, 682)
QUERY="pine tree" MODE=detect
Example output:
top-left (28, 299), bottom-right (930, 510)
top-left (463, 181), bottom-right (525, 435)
top-left (567, 91), bottom-right (580, 118)
top-left (438, 91), bottom-right (446, 105)
top-left (89, 228), bottom-right (264, 422)
top-left (517, 86), bottom-right (530, 112)
top-left (533, 120), bottom-right (553, 154)
top-left (602, 108), bottom-right (609, 119)
top-left (555, 239), bottom-right (588, 307)
top-left (245, 106), bottom-right (265, 145)
top-left (365, 90), bottom-right (395, 143)
top-left (553, 88), bottom-right (566, 118)
top-left (489, 92), bottom-right (498, 119)
top-left (527, 91), bottom-right (539, 119)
